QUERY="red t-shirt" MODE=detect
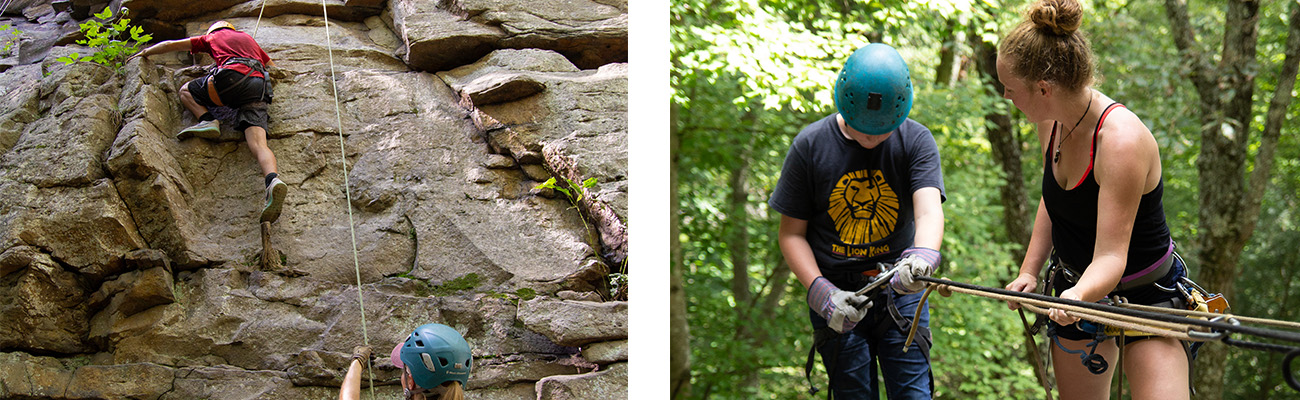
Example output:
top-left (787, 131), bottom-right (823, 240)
top-left (189, 28), bottom-right (271, 79)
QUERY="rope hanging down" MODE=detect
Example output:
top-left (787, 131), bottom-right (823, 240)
top-left (908, 275), bottom-right (1300, 391)
top-left (320, 1), bottom-right (375, 398)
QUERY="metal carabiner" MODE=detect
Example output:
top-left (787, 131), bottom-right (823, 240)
top-left (1186, 315), bottom-right (1240, 341)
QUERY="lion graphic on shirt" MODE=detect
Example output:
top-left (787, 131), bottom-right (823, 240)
top-left (828, 169), bottom-right (900, 244)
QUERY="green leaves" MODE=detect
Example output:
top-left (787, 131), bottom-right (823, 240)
top-left (534, 176), bottom-right (597, 204)
top-left (0, 24), bottom-right (19, 56)
top-left (55, 6), bottom-right (153, 73)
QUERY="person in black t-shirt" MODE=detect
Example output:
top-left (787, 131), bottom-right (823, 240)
top-left (769, 43), bottom-right (945, 399)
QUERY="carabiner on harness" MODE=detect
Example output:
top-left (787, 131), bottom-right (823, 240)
top-left (1048, 321), bottom-right (1110, 375)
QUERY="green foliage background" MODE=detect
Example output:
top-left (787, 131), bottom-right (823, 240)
top-left (56, 6), bottom-right (152, 72)
top-left (672, 0), bottom-right (1300, 398)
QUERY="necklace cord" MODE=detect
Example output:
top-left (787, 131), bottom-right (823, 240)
top-left (1054, 92), bottom-right (1095, 163)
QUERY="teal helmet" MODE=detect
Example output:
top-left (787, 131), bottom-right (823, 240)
top-left (833, 43), bottom-right (913, 135)
top-left (395, 324), bottom-right (472, 388)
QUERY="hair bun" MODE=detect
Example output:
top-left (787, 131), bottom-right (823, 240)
top-left (1029, 0), bottom-right (1082, 36)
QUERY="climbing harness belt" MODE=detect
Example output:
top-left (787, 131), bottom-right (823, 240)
top-left (204, 57), bottom-right (270, 107)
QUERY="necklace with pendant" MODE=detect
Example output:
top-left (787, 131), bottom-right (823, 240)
top-left (1054, 93), bottom-right (1095, 164)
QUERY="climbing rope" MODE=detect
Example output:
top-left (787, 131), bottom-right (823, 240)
top-left (251, 0), bottom-right (268, 40)
top-left (913, 276), bottom-right (1300, 344)
top-left (909, 275), bottom-right (1300, 391)
top-left (320, 1), bottom-right (375, 398)
top-left (0, 0), bottom-right (14, 18)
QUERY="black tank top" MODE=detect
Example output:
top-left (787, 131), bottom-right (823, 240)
top-left (1041, 103), bottom-right (1171, 274)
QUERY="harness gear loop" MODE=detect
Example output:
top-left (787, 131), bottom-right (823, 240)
top-left (1048, 322), bottom-right (1110, 375)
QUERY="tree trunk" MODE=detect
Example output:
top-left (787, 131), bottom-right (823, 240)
top-left (670, 101), bottom-right (692, 399)
top-left (971, 28), bottom-right (1032, 260)
top-left (1163, 0), bottom-right (1300, 397)
top-left (935, 18), bottom-right (959, 87)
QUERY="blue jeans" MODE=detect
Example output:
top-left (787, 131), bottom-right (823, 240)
top-left (809, 290), bottom-right (932, 399)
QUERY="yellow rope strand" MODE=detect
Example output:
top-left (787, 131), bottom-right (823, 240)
top-left (321, 2), bottom-right (374, 398)
top-left (252, 0), bottom-right (268, 40)
top-left (925, 282), bottom-right (1215, 341)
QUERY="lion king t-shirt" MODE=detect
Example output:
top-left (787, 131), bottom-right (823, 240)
top-left (769, 114), bottom-right (945, 274)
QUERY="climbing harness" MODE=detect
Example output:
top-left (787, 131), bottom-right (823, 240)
top-left (203, 57), bottom-right (271, 107)
top-left (804, 262), bottom-right (932, 399)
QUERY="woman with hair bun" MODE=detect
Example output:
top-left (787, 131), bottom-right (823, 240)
top-left (998, 0), bottom-right (1191, 399)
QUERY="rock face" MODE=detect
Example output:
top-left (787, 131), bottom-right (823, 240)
top-left (0, 1), bottom-right (627, 399)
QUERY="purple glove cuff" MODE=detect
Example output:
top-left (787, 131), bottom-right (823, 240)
top-left (808, 277), bottom-right (835, 314)
top-left (903, 247), bottom-right (941, 268)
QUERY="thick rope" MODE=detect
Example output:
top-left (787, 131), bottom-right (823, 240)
top-left (251, 0), bottom-right (268, 40)
top-left (321, 2), bottom-right (374, 397)
top-left (915, 276), bottom-right (1300, 344)
top-left (1115, 301), bottom-right (1300, 330)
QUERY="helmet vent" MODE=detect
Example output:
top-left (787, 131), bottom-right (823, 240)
top-left (415, 340), bottom-right (424, 347)
top-left (420, 353), bottom-right (437, 372)
top-left (439, 356), bottom-right (450, 367)
top-left (867, 93), bottom-right (882, 110)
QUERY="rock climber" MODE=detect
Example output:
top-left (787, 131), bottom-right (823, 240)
top-left (341, 323), bottom-right (472, 400)
top-left (126, 20), bottom-right (287, 223)
top-left (769, 42), bottom-right (946, 399)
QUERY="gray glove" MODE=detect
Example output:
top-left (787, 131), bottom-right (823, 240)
top-left (809, 277), bottom-right (871, 333)
top-left (890, 247), bottom-right (941, 294)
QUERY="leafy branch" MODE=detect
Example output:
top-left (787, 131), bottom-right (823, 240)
top-left (1, 24), bottom-right (19, 56)
top-left (55, 6), bottom-right (152, 73)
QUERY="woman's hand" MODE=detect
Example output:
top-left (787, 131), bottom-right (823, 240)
top-left (1048, 288), bottom-right (1083, 326)
top-left (1004, 272), bottom-right (1039, 310)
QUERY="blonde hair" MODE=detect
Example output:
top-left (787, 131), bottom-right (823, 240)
top-left (437, 382), bottom-right (464, 400)
top-left (998, 0), bottom-right (1094, 91)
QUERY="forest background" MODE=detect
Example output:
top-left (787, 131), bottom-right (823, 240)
top-left (668, 0), bottom-right (1300, 399)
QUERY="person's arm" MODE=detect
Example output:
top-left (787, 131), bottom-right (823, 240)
top-left (126, 38), bottom-right (193, 63)
top-left (778, 215), bottom-right (822, 289)
top-left (338, 359), bottom-right (363, 400)
top-left (911, 187), bottom-right (943, 251)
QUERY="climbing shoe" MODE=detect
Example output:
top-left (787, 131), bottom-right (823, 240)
top-left (178, 119), bottom-right (221, 140)
top-left (261, 177), bottom-right (288, 223)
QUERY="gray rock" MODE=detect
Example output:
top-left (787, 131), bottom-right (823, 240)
top-left (581, 340), bottom-right (627, 364)
top-left (535, 362), bottom-right (628, 400)
top-left (0, 1), bottom-right (627, 394)
top-left (459, 0), bottom-right (627, 69)
top-left (464, 71), bottom-right (546, 106)
top-left (0, 253), bottom-right (91, 354)
top-left (388, 0), bottom-right (502, 72)
top-left (519, 298), bottom-right (627, 347)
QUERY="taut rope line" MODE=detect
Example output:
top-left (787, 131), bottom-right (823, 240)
top-left (321, 1), bottom-right (375, 397)
top-left (252, 0), bottom-right (268, 40)
top-left (913, 276), bottom-right (1300, 344)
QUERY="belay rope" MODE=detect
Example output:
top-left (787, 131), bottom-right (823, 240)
top-left (909, 275), bottom-right (1300, 393)
top-left (318, 1), bottom-right (376, 398)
